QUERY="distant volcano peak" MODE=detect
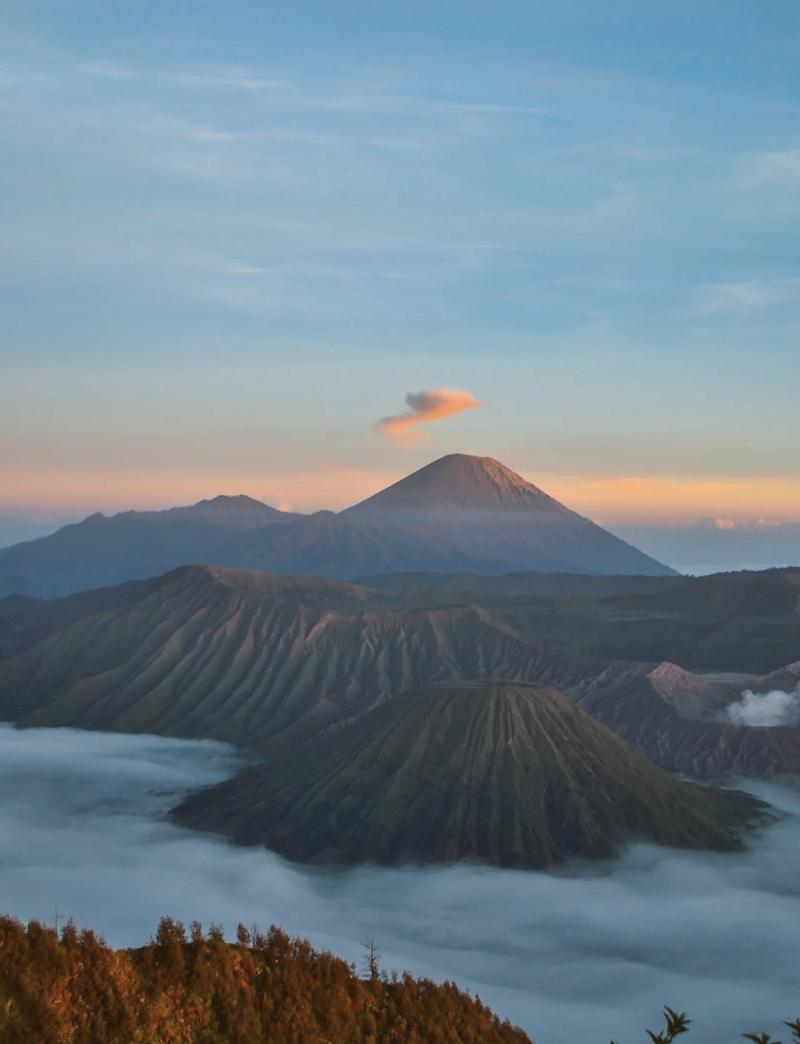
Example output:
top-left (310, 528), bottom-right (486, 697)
top-left (346, 453), bottom-right (561, 514)
top-left (340, 452), bottom-right (676, 575)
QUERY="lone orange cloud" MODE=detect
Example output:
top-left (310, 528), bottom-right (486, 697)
top-left (375, 387), bottom-right (480, 446)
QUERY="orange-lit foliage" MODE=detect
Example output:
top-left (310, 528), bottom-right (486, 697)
top-left (3, 914), bottom-right (796, 1042)
top-left (0, 914), bottom-right (530, 1043)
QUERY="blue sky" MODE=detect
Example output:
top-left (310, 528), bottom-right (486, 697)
top-left (2, 1), bottom-right (799, 530)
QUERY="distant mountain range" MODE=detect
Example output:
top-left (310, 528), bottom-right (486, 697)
top-left (612, 517), bottom-right (800, 575)
top-left (0, 454), bottom-right (675, 599)
top-left (175, 681), bottom-right (762, 867)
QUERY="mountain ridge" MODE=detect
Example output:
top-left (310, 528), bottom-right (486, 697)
top-left (1, 562), bottom-right (799, 779)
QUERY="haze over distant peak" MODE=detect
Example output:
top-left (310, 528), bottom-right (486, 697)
top-left (612, 514), bottom-right (800, 575)
top-left (158, 494), bottom-right (292, 529)
top-left (74, 494), bottom-right (290, 531)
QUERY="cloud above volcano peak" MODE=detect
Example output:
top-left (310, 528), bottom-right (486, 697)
top-left (375, 387), bottom-right (480, 445)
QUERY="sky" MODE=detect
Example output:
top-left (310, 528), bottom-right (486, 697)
top-left (1, 723), bottom-right (799, 1044)
top-left (2, 1), bottom-right (800, 530)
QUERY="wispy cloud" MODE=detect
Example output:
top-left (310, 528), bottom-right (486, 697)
top-left (691, 278), bottom-right (800, 316)
top-left (734, 150), bottom-right (800, 188)
top-left (375, 387), bottom-right (480, 446)
top-left (75, 59), bottom-right (549, 123)
top-left (78, 60), bottom-right (284, 92)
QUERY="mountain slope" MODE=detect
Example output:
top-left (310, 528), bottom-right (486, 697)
top-left (175, 681), bottom-right (763, 867)
top-left (358, 571), bottom-right (682, 599)
top-left (0, 565), bottom-right (583, 749)
top-left (345, 454), bottom-right (676, 577)
top-left (613, 567), bottom-right (800, 617)
top-left (571, 660), bottom-right (800, 779)
top-left (346, 454), bottom-right (566, 512)
top-left (224, 510), bottom-right (488, 578)
top-left (0, 563), bottom-right (798, 779)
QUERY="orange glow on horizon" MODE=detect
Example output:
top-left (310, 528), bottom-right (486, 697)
top-left (537, 473), bottom-right (800, 525)
top-left (0, 467), bottom-right (402, 516)
top-left (2, 467), bottom-right (800, 525)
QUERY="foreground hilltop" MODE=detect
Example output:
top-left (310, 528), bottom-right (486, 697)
top-left (1, 914), bottom-right (797, 1043)
top-left (0, 915), bottom-right (529, 1044)
top-left (0, 453), bottom-right (675, 599)
top-left (175, 682), bottom-right (763, 868)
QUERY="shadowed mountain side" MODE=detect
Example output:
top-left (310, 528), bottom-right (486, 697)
top-left (0, 495), bottom-right (296, 599)
top-left (344, 455), bottom-right (676, 577)
top-left (222, 510), bottom-right (498, 578)
top-left (757, 660), bottom-right (800, 692)
top-left (174, 682), bottom-right (764, 868)
top-left (359, 571), bottom-right (683, 599)
top-left (388, 569), bottom-right (800, 674)
top-left (611, 567), bottom-right (800, 617)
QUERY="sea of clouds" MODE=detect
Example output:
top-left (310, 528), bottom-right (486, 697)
top-left (0, 722), bottom-right (798, 1044)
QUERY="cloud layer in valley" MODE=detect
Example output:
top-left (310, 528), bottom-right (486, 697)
top-left (375, 387), bottom-right (480, 446)
top-left (725, 686), bottom-right (800, 727)
top-left (0, 724), bottom-right (799, 1043)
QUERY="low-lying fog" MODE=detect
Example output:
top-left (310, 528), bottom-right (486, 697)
top-left (1, 723), bottom-right (797, 1044)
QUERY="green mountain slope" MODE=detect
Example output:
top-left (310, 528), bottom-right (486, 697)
top-left (0, 564), bottom-right (580, 749)
top-left (175, 682), bottom-right (764, 867)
